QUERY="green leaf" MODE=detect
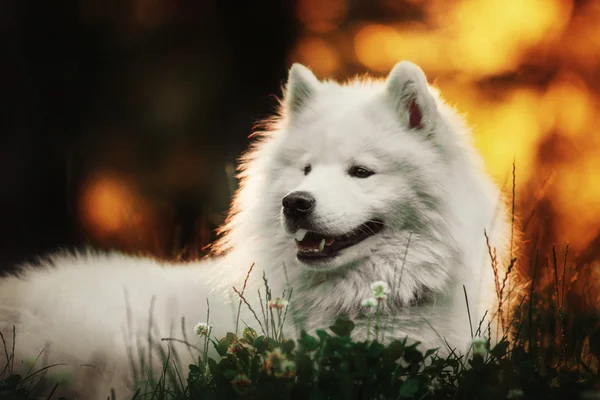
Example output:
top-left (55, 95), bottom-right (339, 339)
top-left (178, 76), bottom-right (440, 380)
top-left (213, 339), bottom-right (229, 357)
top-left (367, 341), bottom-right (385, 358)
top-left (208, 358), bottom-right (219, 375)
top-left (213, 332), bottom-right (239, 356)
top-left (187, 364), bottom-right (202, 383)
top-left (424, 348), bottom-right (439, 359)
top-left (316, 329), bottom-right (330, 341)
top-left (403, 347), bottom-right (424, 364)
top-left (223, 369), bottom-right (237, 381)
top-left (490, 340), bottom-right (509, 359)
top-left (399, 377), bottom-right (420, 397)
top-left (469, 354), bottom-right (484, 370)
top-left (329, 317), bottom-right (355, 337)
top-left (298, 331), bottom-right (319, 352)
top-left (242, 326), bottom-right (258, 344)
top-left (225, 332), bottom-right (238, 343)
top-left (265, 337), bottom-right (278, 351)
top-left (254, 336), bottom-right (268, 353)
top-left (282, 339), bottom-right (296, 354)
top-left (387, 340), bottom-right (406, 361)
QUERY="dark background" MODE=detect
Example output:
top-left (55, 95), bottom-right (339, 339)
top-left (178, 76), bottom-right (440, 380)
top-left (0, 0), bottom-right (298, 268)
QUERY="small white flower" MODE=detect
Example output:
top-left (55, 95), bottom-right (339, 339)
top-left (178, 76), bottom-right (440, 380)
top-left (193, 322), bottom-right (212, 337)
top-left (370, 281), bottom-right (389, 299)
top-left (268, 297), bottom-right (288, 310)
top-left (507, 388), bottom-right (524, 399)
top-left (471, 336), bottom-right (488, 356)
top-left (264, 348), bottom-right (287, 376)
top-left (361, 298), bottom-right (378, 307)
top-left (276, 360), bottom-right (296, 378)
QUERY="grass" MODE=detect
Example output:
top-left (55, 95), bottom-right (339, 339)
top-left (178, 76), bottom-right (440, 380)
top-left (1, 246), bottom-right (599, 400)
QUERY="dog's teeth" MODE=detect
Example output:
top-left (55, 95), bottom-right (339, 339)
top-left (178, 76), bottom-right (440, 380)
top-left (318, 239), bottom-right (325, 251)
top-left (294, 229), bottom-right (308, 241)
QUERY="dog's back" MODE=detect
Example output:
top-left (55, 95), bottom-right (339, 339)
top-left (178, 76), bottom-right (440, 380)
top-left (0, 252), bottom-right (242, 399)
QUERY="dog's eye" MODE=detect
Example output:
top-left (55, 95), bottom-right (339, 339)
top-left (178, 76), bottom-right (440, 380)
top-left (348, 166), bottom-right (374, 178)
top-left (303, 164), bottom-right (312, 175)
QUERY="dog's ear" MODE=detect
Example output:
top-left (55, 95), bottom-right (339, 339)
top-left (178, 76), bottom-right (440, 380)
top-left (283, 63), bottom-right (320, 116)
top-left (385, 61), bottom-right (437, 132)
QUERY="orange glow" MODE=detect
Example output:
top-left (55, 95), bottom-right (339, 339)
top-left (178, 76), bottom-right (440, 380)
top-left (541, 75), bottom-right (597, 138)
top-left (443, 0), bottom-right (570, 76)
top-left (351, 0), bottom-right (571, 77)
top-left (463, 90), bottom-right (545, 184)
top-left (291, 37), bottom-right (340, 78)
top-left (354, 24), bottom-right (398, 73)
top-left (354, 24), bottom-right (442, 73)
top-left (78, 171), bottom-right (177, 258)
top-left (79, 174), bottom-right (141, 239)
top-left (553, 157), bottom-right (600, 248)
top-left (296, 0), bottom-right (347, 33)
top-left (560, 1), bottom-right (600, 71)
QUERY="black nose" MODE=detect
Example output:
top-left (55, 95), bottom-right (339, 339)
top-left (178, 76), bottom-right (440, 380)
top-left (282, 191), bottom-right (315, 219)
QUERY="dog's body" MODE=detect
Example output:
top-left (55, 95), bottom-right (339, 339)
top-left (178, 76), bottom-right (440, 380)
top-left (0, 62), bottom-right (510, 399)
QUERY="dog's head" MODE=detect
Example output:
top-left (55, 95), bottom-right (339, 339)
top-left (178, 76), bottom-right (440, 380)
top-left (264, 61), bottom-right (451, 271)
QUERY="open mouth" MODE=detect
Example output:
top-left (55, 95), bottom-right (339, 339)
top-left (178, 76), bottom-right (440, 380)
top-left (294, 220), bottom-right (384, 263)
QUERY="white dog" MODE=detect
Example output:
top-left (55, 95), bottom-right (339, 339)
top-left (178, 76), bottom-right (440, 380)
top-left (0, 61), bottom-right (510, 399)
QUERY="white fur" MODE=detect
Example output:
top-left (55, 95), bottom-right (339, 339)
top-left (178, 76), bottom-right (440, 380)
top-left (0, 61), bottom-right (510, 399)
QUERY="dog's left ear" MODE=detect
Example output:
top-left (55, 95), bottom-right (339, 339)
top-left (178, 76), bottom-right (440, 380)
top-left (385, 61), bottom-right (437, 132)
top-left (283, 63), bottom-right (321, 117)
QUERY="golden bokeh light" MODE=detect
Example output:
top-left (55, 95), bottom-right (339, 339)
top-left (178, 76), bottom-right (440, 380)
top-left (296, 0), bottom-right (347, 33)
top-left (354, 24), bottom-right (398, 73)
top-left (541, 75), bottom-right (597, 138)
top-left (466, 90), bottom-right (545, 185)
top-left (353, 0), bottom-right (571, 77)
top-left (560, 1), bottom-right (600, 71)
top-left (443, 0), bottom-right (570, 76)
top-left (354, 24), bottom-right (442, 73)
top-left (78, 171), bottom-right (176, 258)
top-left (290, 37), bottom-right (340, 78)
top-left (79, 173), bottom-right (142, 239)
top-left (432, 82), bottom-right (545, 185)
top-left (553, 157), bottom-right (600, 248)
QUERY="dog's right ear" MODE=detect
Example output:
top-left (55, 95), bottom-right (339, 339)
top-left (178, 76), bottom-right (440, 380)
top-left (385, 61), bottom-right (437, 133)
top-left (283, 63), bottom-right (320, 117)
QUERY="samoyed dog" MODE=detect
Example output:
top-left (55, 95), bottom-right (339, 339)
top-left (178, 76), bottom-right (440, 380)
top-left (0, 61), bottom-right (510, 399)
